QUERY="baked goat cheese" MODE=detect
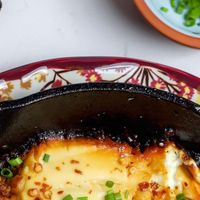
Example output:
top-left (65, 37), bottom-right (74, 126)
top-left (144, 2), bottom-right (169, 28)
top-left (1, 139), bottom-right (200, 200)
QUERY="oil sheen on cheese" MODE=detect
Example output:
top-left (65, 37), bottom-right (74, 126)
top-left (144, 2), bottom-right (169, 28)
top-left (10, 139), bottom-right (200, 200)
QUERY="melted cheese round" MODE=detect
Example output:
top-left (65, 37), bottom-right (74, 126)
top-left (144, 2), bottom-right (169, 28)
top-left (8, 140), bottom-right (200, 200)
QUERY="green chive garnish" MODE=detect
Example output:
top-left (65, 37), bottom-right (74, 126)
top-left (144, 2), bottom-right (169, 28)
top-left (77, 197), bottom-right (88, 200)
top-left (0, 168), bottom-right (13, 178)
top-left (105, 193), bottom-right (115, 200)
top-left (176, 2), bottom-right (185, 14)
top-left (170, 0), bottom-right (176, 8)
top-left (160, 7), bottom-right (169, 12)
top-left (43, 154), bottom-right (50, 163)
top-left (176, 193), bottom-right (186, 200)
top-left (184, 18), bottom-right (196, 26)
top-left (168, 0), bottom-right (200, 27)
top-left (114, 192), bottom-right (122, 200)
top-left (107, 190), bottom-right (114, 194)
top-left (124, 190), bottom-right (129, 199)
top-left (105, 180), bottom-right (114, 188)
top-left (63, 194), bottom-right (73, 200)
top-left (8, 157), bottom-right (23, 167)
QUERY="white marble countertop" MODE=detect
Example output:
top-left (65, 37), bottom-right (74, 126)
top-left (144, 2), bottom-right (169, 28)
top-left (0, 0), bottom-right (199, 77)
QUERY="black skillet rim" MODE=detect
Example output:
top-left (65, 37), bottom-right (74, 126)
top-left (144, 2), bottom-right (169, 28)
top-left (0, 83), bottom-right (200, 116)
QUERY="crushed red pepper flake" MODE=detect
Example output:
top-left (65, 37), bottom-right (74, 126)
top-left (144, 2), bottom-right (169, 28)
top-left (70, 159), bottom-right (80, 164)
top-left (150, 182), bottom-right (159, 190)
top-left (184, 182), bottom-right (188, 187)
top-left (41, 183), bottom-right (51, 191)
top-left (138, 182), bottom-right (149, 192)
top-left (33, 163), bottom-right (43, 173)
top-left (43, 190), bottom-right (52, 199)
top-left (27, 188), bottom-right (38, 197)
top-left (42, 183), bottom-right (50, 188)
top-left (74, 169), bottom-right (83, 175)
top-left (88, 190), bottom-right (92, 194)
top-left (40, 184), bottom-right (52, 194)
top-left (57, 190), bottom-right (64, 195)
top-left (40, 188), bottom-right (45, 193)
top-left (34, 182), bottom-right (41, 186)
top-left (152, 190), bottom-right (158, 196)
top-left (153, 189), bottom-right (167, 197)
top-left (56, 166), bottom-right (61, 171)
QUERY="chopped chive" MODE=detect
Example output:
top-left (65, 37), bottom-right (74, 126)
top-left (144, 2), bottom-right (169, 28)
top-left (0, 168), bottom-right (13, 178)
top-left (107, 190), bottom-right (114, 194)
top-left (105, 180), bottom-right (114, 188)
top-left (169, 0), bottom-right (200, 27)
top-left (184, 18), bottom-right (196, 26)
top-left (170, 0), bottom-right (176, 8)
top-left (160, 7), bottom-right (169, 12)
top-left (8, 157), bottom-right (23, 167)
top-left (187, 7), bottom-right (200, 19)
top-left (105, 193), bottom-right (115, 200)
top-left (63, 195), bottom-right (73, 200)
top-left (124, 190), bottom-right (129, 199)
top-left (176, 3), bottom-right (185, 14)
top-left (114, 192), bottom-right (122, 200)
top-left (176, 193), bottom-right (186, 200)
top-left (77, 197), bottom-right (88, 200)
top-left (43, 154), bottom-right (50, 163)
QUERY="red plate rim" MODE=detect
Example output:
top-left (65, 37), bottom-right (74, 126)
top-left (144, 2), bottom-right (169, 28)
top-left (0, 57), bottom-right (199, 91)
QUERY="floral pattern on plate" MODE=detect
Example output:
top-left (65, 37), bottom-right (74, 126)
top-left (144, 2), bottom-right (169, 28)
top-left (0, 58), bottom-right (199, 104)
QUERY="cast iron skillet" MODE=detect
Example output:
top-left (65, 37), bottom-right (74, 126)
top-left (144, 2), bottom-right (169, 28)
top-left (0, 83), bottom-right (200, 166)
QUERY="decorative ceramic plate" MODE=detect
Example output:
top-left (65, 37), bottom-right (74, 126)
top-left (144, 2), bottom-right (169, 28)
top-left (134, 0), bottom-right (200, 48)
top-left (0, 57), bottom-right (200, 104)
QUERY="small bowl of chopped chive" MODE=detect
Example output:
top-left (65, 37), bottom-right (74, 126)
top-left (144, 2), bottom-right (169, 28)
top-left (134, 0), bottom-right (200, 48)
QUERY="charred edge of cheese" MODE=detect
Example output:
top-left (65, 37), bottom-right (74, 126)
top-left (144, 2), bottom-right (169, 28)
top-left (1, 139), bottom-right (200, 200)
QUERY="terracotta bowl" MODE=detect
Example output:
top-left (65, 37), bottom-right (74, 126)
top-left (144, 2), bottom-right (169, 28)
top-left (134, 0), bottom-right (200, 48)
